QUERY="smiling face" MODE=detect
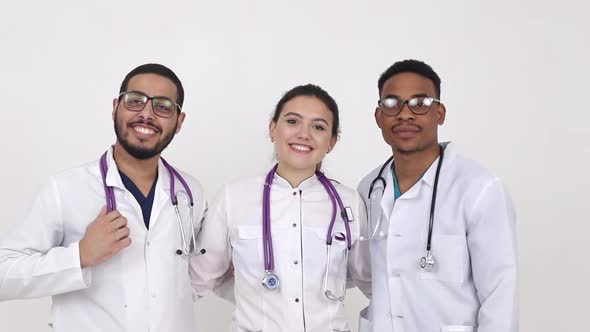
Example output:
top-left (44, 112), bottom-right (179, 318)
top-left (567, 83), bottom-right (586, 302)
top-left (112, 73), bottom-right (185, 160)
top-left (375, 72), bottom-right (445, 155)
top-left (269, 95), bottom-right (337, 177)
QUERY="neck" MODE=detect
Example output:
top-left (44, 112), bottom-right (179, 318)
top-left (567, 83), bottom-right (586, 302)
top-left (113, 142), bottom-right (159, 192)
top-left (275, 163), bottom-right (316, 188)
top-left (392, 143), bottom-right (441, 193)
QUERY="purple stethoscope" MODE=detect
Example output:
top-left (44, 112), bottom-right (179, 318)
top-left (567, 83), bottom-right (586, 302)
top-left (99, 151), bottom-right (203, 256)
top-left (261, 164), bottom-right (352, 301)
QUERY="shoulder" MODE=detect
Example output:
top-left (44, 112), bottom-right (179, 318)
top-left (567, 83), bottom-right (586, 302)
top-left (222, 175), bottom-right (265, 194)
top-left (210, 175), bottom-right (265, 207)
top-left (166, 165), bottom-right (208, 214)
top-left (444, 143), bottom-right (501, 189)
top-left (170, 166), bottom-right (205, 196)
top-left (329, 178), bottom-right (360, 201)
top-left (50, 159), bottom-right (101, 188)
top-left (357, 160), bottom-right (391, 199)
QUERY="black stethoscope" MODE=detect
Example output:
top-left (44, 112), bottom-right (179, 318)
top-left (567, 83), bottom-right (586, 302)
top-left (368, 145), bottom-right (444, 272)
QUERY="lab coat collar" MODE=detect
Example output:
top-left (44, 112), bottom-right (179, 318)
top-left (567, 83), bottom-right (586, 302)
top-left (379, 158), bottom-right (395, 220)
top-left (103, 146), bottom-right (171, 199)
top-left (104, 146), bottom-right (125, 190)
top-left (420, 141), bottom-right (454, 188)
top-left (272, 171), bottom-right (321, 191)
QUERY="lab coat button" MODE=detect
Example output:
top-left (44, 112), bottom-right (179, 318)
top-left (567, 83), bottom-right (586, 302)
top-left (146, 241), bottom-right (151, 246)
top-left (294, 260), bottom-right (298, 265)
top-left (392, 272), bottom-right (400, 277)
top-left (292, 191), bottom-right (297, 196)
top-left (292, 223), bottom-right (297, 227)
top-left (295, 298), bottom-right (300, 302)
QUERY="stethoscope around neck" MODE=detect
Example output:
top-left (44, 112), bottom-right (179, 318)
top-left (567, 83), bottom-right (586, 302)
top-left (99, 150), bottom-right (204, 256)
top-left (261, 164), bottom-right (352, 301)
top-left (367, 145), bottom-right (444, 272)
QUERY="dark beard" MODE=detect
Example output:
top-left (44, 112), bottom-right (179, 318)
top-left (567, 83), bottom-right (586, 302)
top-left (114, 113), bottom-right (177, 160)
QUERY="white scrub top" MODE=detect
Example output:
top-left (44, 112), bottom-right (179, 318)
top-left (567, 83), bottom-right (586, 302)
top-left (191, 173), bottom-right (371, 332)
top-left (0, 147), bottom-right (207, 332)
top-left (357, 142), bottom-right (518, 332)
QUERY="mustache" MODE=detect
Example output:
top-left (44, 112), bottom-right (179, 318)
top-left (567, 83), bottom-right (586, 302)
top-left (392, 123), bottom-right (422, 132)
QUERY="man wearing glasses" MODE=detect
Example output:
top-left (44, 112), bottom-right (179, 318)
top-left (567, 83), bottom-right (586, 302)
top-left (357, 60), bottom-right (518, 332)
top-left (0, 64), bottom-right (207, 332)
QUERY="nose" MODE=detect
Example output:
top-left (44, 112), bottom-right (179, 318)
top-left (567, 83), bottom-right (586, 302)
top-left (297, 124), bottom-right (311, 140)
top-left (397, 101), bottom-right (415, 120)
top-left (137, 101), bottom-right (155, 120)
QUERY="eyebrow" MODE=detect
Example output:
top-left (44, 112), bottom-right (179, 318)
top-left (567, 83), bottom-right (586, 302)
top-left (126, 90), bottom-right (176, 101)
top-left (283, 111), bottom-right (330, 125)
top-left (383, 93), bottom-right (431, 99)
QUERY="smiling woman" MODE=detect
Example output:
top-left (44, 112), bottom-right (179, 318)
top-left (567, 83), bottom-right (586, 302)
top-left (189, 84), bottom-right (371, 332)
top-left (269, 84), bottom-right (340, 187)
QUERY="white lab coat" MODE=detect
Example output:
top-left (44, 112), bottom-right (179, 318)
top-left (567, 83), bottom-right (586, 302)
top-left (0, 147), bottom-right (207, 332)
top-left (357, 143), bottom-right (518, 332)
top-left (190, 173), bottom-right (371, 332)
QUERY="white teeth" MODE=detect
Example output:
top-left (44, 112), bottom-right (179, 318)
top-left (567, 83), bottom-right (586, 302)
top-left (291, 144), bottom-right (311, 151)
top-left (134, 126), bottom-right (155, 135)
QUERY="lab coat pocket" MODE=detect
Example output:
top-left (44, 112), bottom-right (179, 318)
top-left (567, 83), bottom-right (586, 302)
top-left (419, 234), bottom-right (467, 283)
top-left (232, 226), bottom-right (263, 274)
top-left (440, 326), bottom-right (474, 332)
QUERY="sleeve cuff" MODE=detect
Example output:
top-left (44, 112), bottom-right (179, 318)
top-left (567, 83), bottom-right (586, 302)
top-left (69, 241), bottom-right (92, 288)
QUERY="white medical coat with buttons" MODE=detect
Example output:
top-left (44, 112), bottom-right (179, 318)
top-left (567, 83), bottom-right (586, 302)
top-left (0, 147), bottom-right (207, 332)
top-left (357, 143), bottom-right (518, 332)
top-left (190, 174), bottom-right (371, 332)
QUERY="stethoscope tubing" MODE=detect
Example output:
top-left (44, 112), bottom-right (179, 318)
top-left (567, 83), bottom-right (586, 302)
top-left (368, 145), bottom-right (444, 263)
top-left (99, 150), bottom-right (198, 256)
top-left (261, 165), bottom-right (353, 274)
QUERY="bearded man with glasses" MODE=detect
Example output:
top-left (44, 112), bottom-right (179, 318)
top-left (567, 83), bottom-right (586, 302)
top-left (0, 64), bottom-right (209, 332)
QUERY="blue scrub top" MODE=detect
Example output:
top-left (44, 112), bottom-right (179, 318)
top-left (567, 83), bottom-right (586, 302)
top-left (119, 171), bottom-right (158, 229)
top-left (392, 163), bottom-right (426, 200)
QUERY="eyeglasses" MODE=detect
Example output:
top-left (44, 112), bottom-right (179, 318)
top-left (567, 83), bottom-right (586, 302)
top-left (118, 91), bottom-right (181, 118)
top-left (377, 96), bottom-right (441, 116)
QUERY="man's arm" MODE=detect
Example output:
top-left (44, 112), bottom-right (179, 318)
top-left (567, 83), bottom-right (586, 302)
top-left (0, 178), bottom-right (91, 300)
top-left (189, 187), bottom-right (233, 300)
top-left (467, 178), bottom-right (518, 332)
top-left (348, 191), bottom-right (372, 299)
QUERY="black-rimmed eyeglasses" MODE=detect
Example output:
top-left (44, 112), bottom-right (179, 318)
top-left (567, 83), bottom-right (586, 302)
top-left (377, 96), bottom-right (441, 116)
top-left (118, 91), bottom-right (181, 118)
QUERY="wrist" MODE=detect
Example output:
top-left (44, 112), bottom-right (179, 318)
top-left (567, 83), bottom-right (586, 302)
top-left (78, 240), bottom-right (92, 268)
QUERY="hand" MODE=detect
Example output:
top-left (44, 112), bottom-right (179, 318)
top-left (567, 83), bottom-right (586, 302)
top-left (79, 207), bottom-right (131, 268)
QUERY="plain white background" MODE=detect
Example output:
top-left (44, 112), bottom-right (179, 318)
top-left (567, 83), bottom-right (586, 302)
top-left (0, 0), bottom-right (587, 331)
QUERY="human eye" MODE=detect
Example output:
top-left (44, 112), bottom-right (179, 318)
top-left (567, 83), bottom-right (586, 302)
top-left (285, 118), bottom-right (298, 125)
top-left (156, 102), bottom-right (172, 112)
top-left (411, 97), bottom-right (432, 107)
top-left (313, 124), bottom-right (326, 131)
top-left (379, 97), bottom-right (400, 109)
top-left (124, 92), bottom-right (147, 109)
top-left (127, 94), bottom-right (144, 103)
top-left (153, 98), bottom-right (175, 116)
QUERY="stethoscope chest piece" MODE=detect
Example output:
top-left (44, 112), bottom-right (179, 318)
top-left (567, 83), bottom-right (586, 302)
top-left (261, 272), bottom-right (280, 290)
top-left (420, 251), bottom-right (435, 272)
